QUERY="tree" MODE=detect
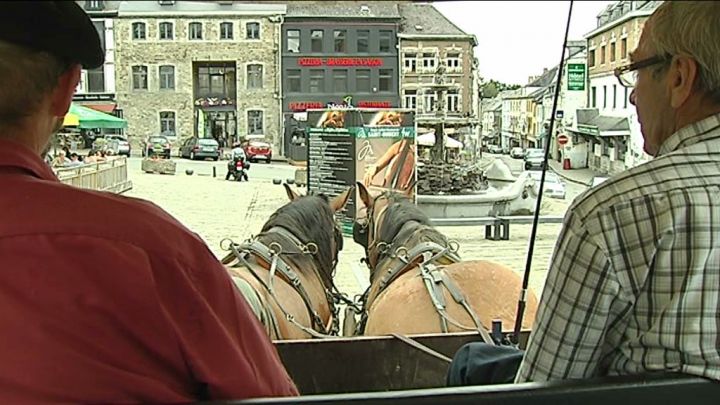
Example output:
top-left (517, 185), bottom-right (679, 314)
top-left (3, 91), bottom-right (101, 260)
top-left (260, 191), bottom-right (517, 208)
top-left (479, 78), bottom-right (521, 98)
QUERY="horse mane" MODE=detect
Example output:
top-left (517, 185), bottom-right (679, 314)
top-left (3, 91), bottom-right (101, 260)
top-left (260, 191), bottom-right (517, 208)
top-left (259, 194), bottom-right (337, 288)
top-left (377, 192), bottom-right (447, 251)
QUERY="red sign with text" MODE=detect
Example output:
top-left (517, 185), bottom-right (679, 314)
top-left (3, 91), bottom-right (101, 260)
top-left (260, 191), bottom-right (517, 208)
top-left (289, 101), bottom-right (393, 111)
top-left (298, 57), bottom-right (384, 67)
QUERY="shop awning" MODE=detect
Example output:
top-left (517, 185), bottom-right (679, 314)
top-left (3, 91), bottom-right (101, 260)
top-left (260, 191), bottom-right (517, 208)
top-left (84, 103), bottom-right (116, 113)
top-left (64, 103), bottom-right (127, 129)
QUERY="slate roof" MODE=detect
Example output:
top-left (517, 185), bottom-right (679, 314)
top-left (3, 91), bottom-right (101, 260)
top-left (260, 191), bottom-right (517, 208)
top-left (527, 67), bottom-right (558, 88)
top-left (285, 1), bottom-right (400, 19)
top-left (118, 1), bottom-right (286, 16)
top-left (398, 3), bottom-right (467, 36)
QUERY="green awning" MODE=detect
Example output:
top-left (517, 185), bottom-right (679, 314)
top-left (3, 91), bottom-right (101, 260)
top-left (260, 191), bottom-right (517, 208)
top-left (67, 103), bottom-right (127, 129)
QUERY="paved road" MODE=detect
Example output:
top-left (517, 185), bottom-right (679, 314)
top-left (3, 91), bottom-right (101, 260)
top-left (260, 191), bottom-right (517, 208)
top-left (124, 156), bottom-right (589, 315)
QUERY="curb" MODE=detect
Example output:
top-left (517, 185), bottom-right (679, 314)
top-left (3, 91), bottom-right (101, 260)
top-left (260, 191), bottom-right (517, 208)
top-left (547, 164), bottom-right (592, 187)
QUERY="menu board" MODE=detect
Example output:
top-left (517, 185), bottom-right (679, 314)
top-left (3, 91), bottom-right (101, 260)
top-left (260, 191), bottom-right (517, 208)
top-left (307, 108), bottom-right (416, 234)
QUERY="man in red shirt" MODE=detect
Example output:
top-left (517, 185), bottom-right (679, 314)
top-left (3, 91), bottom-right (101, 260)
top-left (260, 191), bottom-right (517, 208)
top-left (0, 2), bottom-right (298, 402)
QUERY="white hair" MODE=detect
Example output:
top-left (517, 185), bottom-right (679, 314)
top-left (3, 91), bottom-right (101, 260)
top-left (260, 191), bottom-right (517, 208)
top-left (650, 2), bottom-right (720, 103)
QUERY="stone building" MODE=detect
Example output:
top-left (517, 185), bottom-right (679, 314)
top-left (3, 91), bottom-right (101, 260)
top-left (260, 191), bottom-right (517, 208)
top-left (397, 2), bottom-right (478, 149)
top-left (115, 0), bottom-right (286, 151)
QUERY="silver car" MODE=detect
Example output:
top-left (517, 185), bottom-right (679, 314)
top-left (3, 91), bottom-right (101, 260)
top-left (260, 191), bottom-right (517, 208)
top-left (528, 171), bottom-right (566, 199)
top-left (104, 135), bottom-right (131, 157)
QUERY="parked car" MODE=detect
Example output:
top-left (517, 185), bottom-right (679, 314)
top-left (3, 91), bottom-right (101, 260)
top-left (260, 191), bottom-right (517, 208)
top-left (179, 137), bottom-right (220, 161)
top-left (141, 135), bottom-right (171, 159)
top-left (486, 144), bottom-right (503, 154)
top-left (510, 147), bottom-right (526, 159)
top-left (103, 134), bottom-right (131, 156)
top-left (243, 140), bottom-right (273, 163)
top-left (524, 148), bottom-right (546, 170)
top-left (528, 171), bottom-right (566, 199)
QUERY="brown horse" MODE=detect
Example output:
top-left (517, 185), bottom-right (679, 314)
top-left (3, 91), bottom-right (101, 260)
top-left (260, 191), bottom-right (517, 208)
top-left (352, 182), bottom-right (538, 339)
top-left (221, 184), bottom-right (352, 340)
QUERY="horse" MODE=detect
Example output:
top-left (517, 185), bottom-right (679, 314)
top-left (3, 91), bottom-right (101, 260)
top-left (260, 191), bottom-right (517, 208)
top-left (351, 182), bottom-right (538, 341)
top-left (221, 184), bottom-right (353, 340)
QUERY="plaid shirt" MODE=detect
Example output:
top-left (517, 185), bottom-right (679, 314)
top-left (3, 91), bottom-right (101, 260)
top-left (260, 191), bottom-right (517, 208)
top-left (517, 113), bottom-right (720, 382)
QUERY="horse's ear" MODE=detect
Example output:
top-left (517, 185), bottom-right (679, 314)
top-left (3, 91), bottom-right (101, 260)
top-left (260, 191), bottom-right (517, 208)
top-left (284, 183), bottom-right (301, 201)
top-left (356, 181), bottom-right (373, 209)
top-left (330, 186), bottom-right (354, 213)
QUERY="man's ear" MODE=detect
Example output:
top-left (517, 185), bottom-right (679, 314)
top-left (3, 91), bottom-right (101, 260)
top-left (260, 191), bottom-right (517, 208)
top-left (50, 65), bottom-right (81, 117)
top-left (356, 182), bottom-right (373, 210)
top-left (669, 56), bottom-right (698, 109)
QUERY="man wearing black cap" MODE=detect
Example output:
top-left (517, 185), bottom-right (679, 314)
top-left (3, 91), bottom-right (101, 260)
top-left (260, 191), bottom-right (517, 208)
top-left (0, 2), bottom-right (297, 402)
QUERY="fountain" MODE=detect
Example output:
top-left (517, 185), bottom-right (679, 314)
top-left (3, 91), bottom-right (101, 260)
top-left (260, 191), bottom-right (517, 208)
top-left (415, 64), bottom-right (538, 220)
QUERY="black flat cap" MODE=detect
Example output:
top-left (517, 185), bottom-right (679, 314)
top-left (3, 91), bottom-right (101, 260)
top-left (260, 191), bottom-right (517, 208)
top-left (0, 1), bottom-right (104, 69)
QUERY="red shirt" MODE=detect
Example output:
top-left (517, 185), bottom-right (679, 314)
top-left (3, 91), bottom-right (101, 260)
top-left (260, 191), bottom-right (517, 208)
top-left (0, 139), bottom-right (298, 402)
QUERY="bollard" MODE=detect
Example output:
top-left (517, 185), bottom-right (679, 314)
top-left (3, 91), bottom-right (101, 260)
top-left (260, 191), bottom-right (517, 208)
top-left (212, 166), bottom-right (216, 178)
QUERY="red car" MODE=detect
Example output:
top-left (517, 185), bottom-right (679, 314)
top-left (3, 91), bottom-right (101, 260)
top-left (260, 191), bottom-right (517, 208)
top-left (243, 140), bottom-right (273, 163)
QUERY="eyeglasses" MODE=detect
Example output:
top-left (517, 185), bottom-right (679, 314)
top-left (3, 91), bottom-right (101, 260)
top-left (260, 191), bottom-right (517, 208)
top-left (614, 55), bottom-right (671, 88)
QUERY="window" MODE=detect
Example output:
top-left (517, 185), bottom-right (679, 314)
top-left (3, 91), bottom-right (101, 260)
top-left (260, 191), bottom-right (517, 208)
top-left (87, 67), bottom-right (105, 92)
top-left (379, 30), bottom-right (392, 53)
top-left (356, 30), bottom-right (369, 53)
top-left (220, 22), bottom-right (233, 40)
top-left (195, 64), bottom-right (236, 97)
top-left (591, 86), bottom-right (597, 108)
top-left (132, 22), bottom-right (146, 40)
top-left (332, 69), bottom-right (347, 93)
top-left (610, 42), bottom-right (616, 62)
top-left (159, 22), bottom-right (173, 40)
top-left (621, 38), bottom-right (627, 59)
top-left (601, 45), bottom-right (606, 64)
top-left (379, 69), bottom-right (392, 92)
top-left (248, 110), bottom-right (263, 135)
top-left (356, 69), bottom-right (370, 92)
top-left (613, 84), bottom-right (617, 108)
top-left (189, 22), bottom-right (203, 40)
top-left (334, 30), bottom-right (346, 53)
top-left (132, 65), bottom-right (147, 90)
top-left (247, 64), bottom-right (263, 89)
top-left (246, 22), bottom-right (260, 39)
top-left (624, 87), bottom-right (629, 108)
top-left (287, 69), bottom-right (301, 92)
top-left (603, 85), bottom-right (607, 108)
top-left (403, 89), bottom-right (417, 110)
top-left (403, 53), bottom-right (416, 72)
top-left (424, 93), bottom-right (437, 112)
top-left (589, 49), bottom-right (595, 67)
top-left (311, 30), bottom-right (323, 52)
top-left (309, 69), bottom-right (324, 93)
top-left (422, 53), bottom-right (436, 70)
top-left (447, 89), bottom-right (460, 112)
top-left (159, 65), bottom-right (175, 90)
top-left (446, 53), bottom-right (461, 69)
top-left (85, 0), bottom-right (104, 10)
top-left (160, 111), bottom-right (176, 135)
top-left (287, 29), bottom-right (300, 53)
top-left (93, 21), bottom-right (105, 51)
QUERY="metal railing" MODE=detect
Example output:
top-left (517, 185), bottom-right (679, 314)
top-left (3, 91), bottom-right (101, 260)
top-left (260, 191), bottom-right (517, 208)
top-left (54, 156), bottom-right (133, 194)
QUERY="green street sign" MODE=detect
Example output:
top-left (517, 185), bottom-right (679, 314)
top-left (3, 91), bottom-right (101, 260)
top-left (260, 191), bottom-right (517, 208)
top-left (567, 63), bottom-right (586, 91)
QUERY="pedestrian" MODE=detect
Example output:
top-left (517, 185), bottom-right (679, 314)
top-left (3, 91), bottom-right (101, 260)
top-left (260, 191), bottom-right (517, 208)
top-left (0, 1), bottom-right (297, 402)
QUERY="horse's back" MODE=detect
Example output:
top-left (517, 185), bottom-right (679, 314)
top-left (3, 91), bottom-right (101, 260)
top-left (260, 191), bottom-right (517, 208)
top-left (364, 260), bottom-right (538, 336)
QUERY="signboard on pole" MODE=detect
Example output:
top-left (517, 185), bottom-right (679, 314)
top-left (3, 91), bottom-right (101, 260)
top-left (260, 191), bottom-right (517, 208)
top-left (567, 63), bottom-right (586, 91)
top-left (306, 108), bottom-right (416, 234)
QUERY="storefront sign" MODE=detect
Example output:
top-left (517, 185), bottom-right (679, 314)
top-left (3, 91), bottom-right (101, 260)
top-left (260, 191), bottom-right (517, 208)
top-left (289, 102), bottom-right (324, 111)
top-left (357, 101), bottom-right (392, 108)
top-left (289, 100), bottom-right (393, 111)
top-left (577, 123), bottom-right (599, 135)
top-left (298, 57), bottom-right (384, 67)
top-left (567, 63), bottom-right (586, 91)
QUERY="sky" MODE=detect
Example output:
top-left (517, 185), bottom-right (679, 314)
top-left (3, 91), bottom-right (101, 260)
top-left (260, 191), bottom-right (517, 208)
top-left (433, 1), bottom-right (615, 85)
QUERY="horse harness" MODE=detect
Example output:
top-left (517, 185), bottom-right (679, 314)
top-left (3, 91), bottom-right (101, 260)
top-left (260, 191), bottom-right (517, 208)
top-left (355, 194), bottom-right (495, 344)
top-left (223, 226), bottom-right (341, 339)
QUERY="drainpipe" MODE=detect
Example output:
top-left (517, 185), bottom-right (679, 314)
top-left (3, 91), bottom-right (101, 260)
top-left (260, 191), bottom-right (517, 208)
top-left (276, 14), bottom-right (285, 157)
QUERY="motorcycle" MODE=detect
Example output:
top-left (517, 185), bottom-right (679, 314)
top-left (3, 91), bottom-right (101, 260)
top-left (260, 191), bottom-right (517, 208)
top-left (226, 156), bottom-right (249, 181)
